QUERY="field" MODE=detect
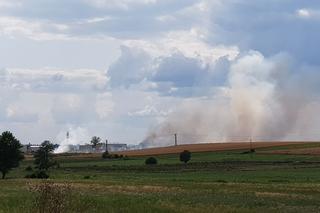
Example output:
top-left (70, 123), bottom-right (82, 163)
top-left (2, 142), bottom-right (320, 212)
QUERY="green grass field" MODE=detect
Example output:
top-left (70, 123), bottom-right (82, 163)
top-left (2, 144), bottom-right (320, 212)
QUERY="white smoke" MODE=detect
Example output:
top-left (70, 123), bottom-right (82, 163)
top-left (140, 51), bottom-right (320, 147)
top-left (54, 126), bottom-right (90, 153)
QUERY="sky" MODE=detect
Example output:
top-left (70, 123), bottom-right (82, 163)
top-left (0, 0), bottom-right (319, 145)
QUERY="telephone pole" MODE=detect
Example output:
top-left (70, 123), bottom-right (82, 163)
top-left (174, 133), bottom-right (177, 146)
top-left (105, 139), bottom-right (108, 152)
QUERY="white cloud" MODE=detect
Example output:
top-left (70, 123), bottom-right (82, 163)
top-left (296, 8), bottom-right (320, 19)
top-left (123, 29), bottom-right (239, 65)
top-left (95, 93), bottom-right (115, 119)
top-left (0, 0), bottom-right (21, 8)
top-left (297, 8), bottom-right (311, 18)
top-left (84, 0), bottom-right (157, 9)
top-left (0, 67), bottom-right (108, 92)
top-left (0, 16), bottom-right (69, 40)
top-left (128, 105), bottom-right (169, 117)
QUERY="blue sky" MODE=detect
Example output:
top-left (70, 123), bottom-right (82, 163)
top-left (0, 0), bottom-right (319, 145)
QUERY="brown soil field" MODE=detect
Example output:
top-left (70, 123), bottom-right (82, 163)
top-left (116, 142), bottom-right (308, 157)
top-left (262, 147), bottom-right (320, 155)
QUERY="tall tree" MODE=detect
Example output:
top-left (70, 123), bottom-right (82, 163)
top-left (34, 140), bottom-right (56, 171)
top-left (179, 150), bottom-right (191, 164)
top-left (90, 136), bottom-right (101, 148)
top-left (0, 131), bottom-right (24, 179)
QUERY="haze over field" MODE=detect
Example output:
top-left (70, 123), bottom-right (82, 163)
top-left (0, 0), bottom-right (319, 146)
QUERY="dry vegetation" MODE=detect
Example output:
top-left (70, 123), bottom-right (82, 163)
top-left (117, 141), bottom-right (307, 156)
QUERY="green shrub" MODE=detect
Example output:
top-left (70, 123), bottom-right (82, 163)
top-left (25, 170), bottom-right (49, 179)
top-left (102, 151), bottom-right (109, 159)
top-left (102, 152), bottom-right (124, 159)
top-left (180, 150), bottom-right (191, 164)
top-left (145, 157), bottom-right (157, 165)
top-left (25, 166), bottom-right (33, 171)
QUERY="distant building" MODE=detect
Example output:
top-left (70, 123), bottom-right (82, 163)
top-left (21, 143), bottom-right (41, 154)
top-left (107, 143), bottom-right (127, 152)
top-left (76, 143), bottom-right (127, 153)
top-left (22, 142), bottom-right (127, 154)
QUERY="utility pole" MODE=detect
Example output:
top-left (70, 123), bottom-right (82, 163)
top-left (174, 133), bottom-right (177, 146)
top-left (105, 139), bottom-right (108, 153)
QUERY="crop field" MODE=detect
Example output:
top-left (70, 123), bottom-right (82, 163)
top-left (2, 142), bottom-right (320, 212)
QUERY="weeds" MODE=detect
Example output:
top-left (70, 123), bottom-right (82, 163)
top-left (28, 181), bottom-right (72, 213)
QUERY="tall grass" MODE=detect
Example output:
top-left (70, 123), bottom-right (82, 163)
top-left (28, 181), bottom-right (72, 213)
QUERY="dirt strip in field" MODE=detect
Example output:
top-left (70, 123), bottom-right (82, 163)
top-left (117, 142), bottom-right (309, 156)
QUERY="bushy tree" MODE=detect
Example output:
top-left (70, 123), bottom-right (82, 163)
top-left (0, 131), bottom-right (24, 179)
top-left (145, 157), bottom-right (157, 165)
top-left (102, 151), bottom-right (109, 159)
top-left (34, 141), bottom-right (56, 171)
top-left (90, 136), bottom-right (101, 148)
top-left (180, 150), bottom-right (191, 164)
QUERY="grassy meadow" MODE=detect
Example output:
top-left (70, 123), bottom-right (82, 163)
top-left (2, 143), bottom-right (320, 212)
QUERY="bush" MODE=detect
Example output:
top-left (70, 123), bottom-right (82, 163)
top-left (145, 157), bottom-right (157, 165)
top-left (102, 151), bottom-right (109, 159)
top-left (180, 150), bottom-right (191, 164)
top-left (25, 166), bottom-right (33, 171)
top-left (25, 170), bottom-right (49, 179)
top-left (241, 149), bottom-right (255, 154)
top-left (83, 175), bottom-right (90, 179)
top-left (102, 152), bottom-right (124, 159)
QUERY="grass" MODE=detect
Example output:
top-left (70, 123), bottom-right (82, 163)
top-left (3, 145), bottom-right (320, 212)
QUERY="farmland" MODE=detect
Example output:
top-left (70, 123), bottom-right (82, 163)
top-left (2, 142), bottom-right (320, 212)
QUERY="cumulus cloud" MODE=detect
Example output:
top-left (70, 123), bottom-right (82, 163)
top-left (0, 67), bottom-right (115, 142)
top-left (0, 0), bottom-right (319, 146)
top-left (208, 0), bottom-right (320, 65)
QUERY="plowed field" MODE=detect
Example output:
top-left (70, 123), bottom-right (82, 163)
top-left (118, 141), bottom-right (308, 156)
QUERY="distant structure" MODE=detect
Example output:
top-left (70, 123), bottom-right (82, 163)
top-left (77, 143), bottom-right (127, 153)
top-left (21, 143), bottom-right (41, 154)
top-left (174, 133), bottom-right (178, 146)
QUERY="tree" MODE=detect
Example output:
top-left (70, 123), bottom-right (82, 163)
top-left (179, 150), bottom-right (191, 164)
top-left (90, 136), bottom-right (101, 148)
top-left (34, 141), bottom-right (56, 171)
top-left (0, 131), bottom-right (24, 179)
top-left (145, 157), bottom-right (158, 165)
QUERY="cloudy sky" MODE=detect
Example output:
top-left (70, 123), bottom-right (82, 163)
top-left (0, 0), bottom-right (319, 145)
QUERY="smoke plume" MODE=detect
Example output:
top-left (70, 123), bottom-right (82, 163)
top-left (54, 127), bottom-right (90, 153)
top-left (140, 51), bottom-right (320, 148)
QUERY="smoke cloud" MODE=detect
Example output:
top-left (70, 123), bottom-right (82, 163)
top-left (54, 126), bottom-right (90, 153)
top-left (140, 51), bottom-right (320, 148)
